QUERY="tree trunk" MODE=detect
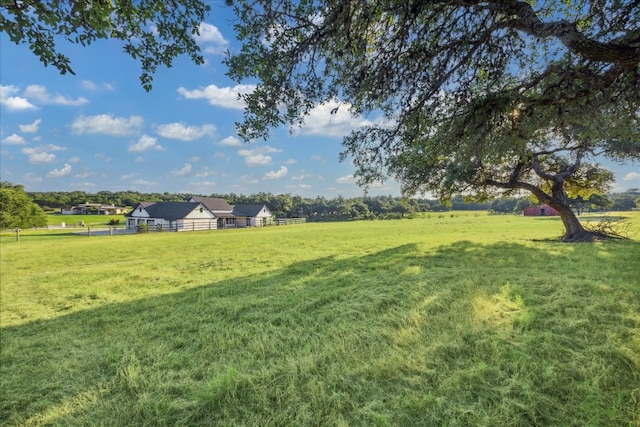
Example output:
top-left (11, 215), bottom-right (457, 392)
top-left (548, 201), bottom-right (595, 242)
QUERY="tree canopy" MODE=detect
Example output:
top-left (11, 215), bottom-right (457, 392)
top-left (225, 0), bottom-right (640, 241)
top-left (0, 182), bottom-right (47, 229)
top-left (1, 0), bottom-right (210, 90)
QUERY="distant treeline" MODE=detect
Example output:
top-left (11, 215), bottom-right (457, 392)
top-left (28, 189), bottom-right (639, 220)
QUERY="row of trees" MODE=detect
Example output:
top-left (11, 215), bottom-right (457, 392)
top-left (21, 186), bottom-right (640, 221)
top-left (2, 180), bottom-right (638, 229)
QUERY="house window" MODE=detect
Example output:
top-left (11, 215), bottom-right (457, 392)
top-left (147, 220), bottom-right (155, 226)
top-left (139, 207), bottom-right (142, 212)
top-left (200, 207), bottom-right (203, 213)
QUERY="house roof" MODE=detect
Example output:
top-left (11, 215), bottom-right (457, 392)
top-left (190, 196), bottom-right (233, 211)
top-left (232, 204), bottom-right (270, 217)
top-left (127, 201), bottom-right (205, 221)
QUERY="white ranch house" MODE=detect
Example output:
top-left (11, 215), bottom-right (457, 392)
top-left (125, 197), bottom-right (274, 232)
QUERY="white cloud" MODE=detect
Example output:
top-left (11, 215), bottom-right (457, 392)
top-left (23, 172), bottom-right (42, 182)
top-left (263, 166), bottom-right (288, 180)
top-left (42, 143), bottom-right (66, 151)
top-left (68, 156), bottom-right (81, 163)
top-left (239, 151), bottom-right (271, 166)
top-left (81, 80), bottom-right (114, 91)
top-left (19, 118), bottom-right (42, 133)
top-left (237, 145), bottom-right (282, 166)
top-left (72, 114), bottom-right (144, 136)
top-left (80, 80), bottom-right (98, 91)
top-left (296, 99), bottom-right (373, 137)
top-left (24, 84), bottom-right (88, 106)
top-left (26, 151), bottom-right (56, 164)
top-left (47, 163), bottom-right (72, 177)
top-left (196, 166), bottom-right (217, 177)
top-left (285, 184), bottom-right (312, 191)
top-left (95, 153), bottom-right (111, 162)
top-left (284, 158), bottom-right (297, 165)
top-left (219, 136), bottom-right (243, 147)
top-left (21, 144), bottom-right (65, 164)
top-left (623, 172), bottom-right (640, 181)
top-left (2, 133), bottom-right (27, 145)
top-left (194, 22), bottom-right (229, 54)
top-left (128, 134), bottom-right (164, 152)
top-left (1, 85), bottom-right (19, 97)
top-left (246, 154), bottom-right (272, 166)
top-left (155, 122), bottom-right (216, 141)
top-left (0, 84), bottom-right (37, 111)
top-left (1, 85), bottom-right (38, 110)
top-left (2, 97), bottom-right (37, 111)
top-left (22, 85), bottom-right (48, 102)
top-left (171, 163), bottom-right (193, 176)
top-left (263, 146), bottom-right (283, 153)
top-left (70, 182), bottom-right (96, 189)
top-left (240, 174), bottom-right (259, 184)
top-left (177, 84), bottom-right (255, 110)
top-left (311, 154), bottom-right (327, 164)
top-left (336, 174), bottom-right (356, 184)
top-left (132, 179), bottom-right (156, 186)
top-left (292, 172), bottom-right (313, 180)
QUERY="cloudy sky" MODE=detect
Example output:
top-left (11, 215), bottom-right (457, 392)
top-left (1, 3), bottom-right (638, 197)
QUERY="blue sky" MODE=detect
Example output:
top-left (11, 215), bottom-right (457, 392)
top-left (1, 4), bottom-right (638, 197)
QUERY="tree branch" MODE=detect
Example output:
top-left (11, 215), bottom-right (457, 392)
top-left (500, 1), bottom-right (640, 67)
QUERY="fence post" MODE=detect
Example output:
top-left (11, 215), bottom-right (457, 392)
top-left (88, 226), bottom-right (91, 237)
top-left (15, 228), bottom-right (20, 242)
top-left (109, 226), bottom-right (113, 236)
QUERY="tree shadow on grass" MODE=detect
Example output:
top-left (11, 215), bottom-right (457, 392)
top-left (1, 240), bottom-right (639, 426)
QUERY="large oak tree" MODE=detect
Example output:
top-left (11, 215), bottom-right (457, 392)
top-left (225, 0), bottom-right (640, 241)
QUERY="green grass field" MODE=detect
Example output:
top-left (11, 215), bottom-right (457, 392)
top-left (1, 213), bottom-right (639, 426)
top-left (45, 214), bottom-right (127, 228)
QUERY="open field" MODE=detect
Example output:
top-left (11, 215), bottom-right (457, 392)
top-left (45, 214), bottom-right (127, 228)
top-left (1, 212), bottom-right (639, 426)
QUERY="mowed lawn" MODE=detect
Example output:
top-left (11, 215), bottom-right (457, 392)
top-left (1, 213), bottom-right (639, 426)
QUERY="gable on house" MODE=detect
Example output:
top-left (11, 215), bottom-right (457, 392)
top-left (189, 196), bottom-right (233, 213)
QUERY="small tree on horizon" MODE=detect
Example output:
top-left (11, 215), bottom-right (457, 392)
top-left (0, 182), bottom-right (48, 229)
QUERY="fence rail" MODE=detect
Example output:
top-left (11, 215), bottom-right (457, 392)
top-left (274, 218), bottom-right (306, 225)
